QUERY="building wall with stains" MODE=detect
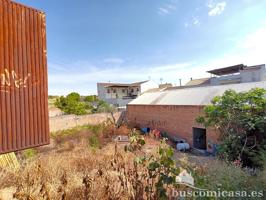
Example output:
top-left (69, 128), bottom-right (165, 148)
top-left (49, 112), bottom-right (121, 132)
top-left (127, 105), bottom-right (219, 146)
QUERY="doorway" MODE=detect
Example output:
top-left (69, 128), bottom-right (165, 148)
top-left (193, 127), bottom-right (207, 150)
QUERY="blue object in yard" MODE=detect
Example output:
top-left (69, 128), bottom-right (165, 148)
top-left (212, 144), bottom-right (218, 156)
top-left (207, 141), bottom-right (219, 156)
top-left (140, 127), bottom-right (150, 134)
top-left (176, 143), bottom-right (190, 151)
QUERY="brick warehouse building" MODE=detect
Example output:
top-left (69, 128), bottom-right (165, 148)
top-left (127, 81), bottom-right (266, 151)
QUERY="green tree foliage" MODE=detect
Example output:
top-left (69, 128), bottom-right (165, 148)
top-left (197, 88), bottom-right (266, 168)
top-left (84, 95), bottom-right (98, 102)
top-left (55, 92), bottom-right (87, 115)
top-left (124, 130), bottom-right (146, 152)
top-left (67, 92), bottom-right (81, 102)
top-left (84, 95), bottom-right (100, 112)
top-left (55, 93), bottom-right (115, 115)
top-left (95, 100), bottom-right (115, 113)
top-left (134, 139), bottom-right (180, 199)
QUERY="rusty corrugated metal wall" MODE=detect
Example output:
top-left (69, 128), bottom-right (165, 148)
top-left (0, 0), bottom-right (49, 154)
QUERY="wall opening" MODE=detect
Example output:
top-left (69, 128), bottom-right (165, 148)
top-left (193, 127), bottom-right (207, 150)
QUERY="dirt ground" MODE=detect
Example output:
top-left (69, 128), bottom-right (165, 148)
top-left (0, 127), bottom-right (216, 199)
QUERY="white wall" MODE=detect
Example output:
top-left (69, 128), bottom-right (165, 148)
top-left (140, 80), bottom-right (158, 93)
top-left (97, 83), bottom-right (107, 100)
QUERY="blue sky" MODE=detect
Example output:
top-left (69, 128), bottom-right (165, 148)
top-left (17, 0), bottom-right (266, 95)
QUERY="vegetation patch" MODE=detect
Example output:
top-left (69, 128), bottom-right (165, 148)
top-left (54, 92), bottom-right (115, 115)
top-left (21, 148), bottom-right (38, 159)
top-left (197, 88), bottom-right (266, 168)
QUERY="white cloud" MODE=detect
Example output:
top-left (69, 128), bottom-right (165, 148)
top-left (48, 61), bottom-right (196, 95)
top-left (48, 26), bottom-right (266, 96)
top-left (158, 3), bottom-right (176, 15)
top-left (151, 62), bottom-right (193, 72)
top-left (192, 17), bottom-right (201, 26)
top-left (207, 1), bottom-right (226, 16)
top-left (184, 17), bottom-right (201, 27)
top-left (203, 27), bottom-right (266, 69)
top-left (158, 7), bottom-right (170, 15)
top-left (241, 28), bottom-right (266, 51)
top-left (238, 27), bottom-right (266, 65)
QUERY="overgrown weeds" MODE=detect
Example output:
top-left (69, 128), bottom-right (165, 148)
top-left (0, 124), bottom-right (265, 199)
top-left (1, 135), bottom-right (182, 199)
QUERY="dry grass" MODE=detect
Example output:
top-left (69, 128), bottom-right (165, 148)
top-left (0, 141), bottom-right (162, 200)
top-left (0, 123), bottom-right (264, 200)
top-left (0, 124), bottom-right (167, 200)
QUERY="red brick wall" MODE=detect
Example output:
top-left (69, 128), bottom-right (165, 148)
top-left (127, 105), bottom-right (219, 146)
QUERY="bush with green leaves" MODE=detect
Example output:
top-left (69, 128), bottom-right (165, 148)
top-left (55, 92), bottom-right (87, 115)
top-left (124, 130), bottom-right (146, 152)
top-left (134, 139), bottom-right (181, 199)
top-left (88, 135), bottom-right (101, 149)
top-left (22, 148), bottom-right (38, 159)
top-left (84, 95), bottom-right (98, 102)
top-left (55, 92), bottom-right (115, 115)
top-left (201, 161), bottom-right (265, 200)
top-left (197, 88), bottom-right (266, 168)
top-left (95, 100), bottom-right (115, 113)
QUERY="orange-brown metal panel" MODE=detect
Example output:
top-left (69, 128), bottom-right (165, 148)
top-left (0, 0), bottom-right (49, 154)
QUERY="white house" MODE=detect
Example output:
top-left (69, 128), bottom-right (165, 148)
top-left (97, 80), bottom-right (158, 107)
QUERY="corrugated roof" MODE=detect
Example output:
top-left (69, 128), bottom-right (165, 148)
top-left (128, 81), bottom-right (266, 106)
top-left (207, 64), bottom-right (245, 75)
top-left (98, 81), bottom-right (148, 87)
top-left (185, 78), bottom-right (210, 86)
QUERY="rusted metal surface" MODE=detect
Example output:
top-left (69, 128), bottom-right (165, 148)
top-left (0, 0), bottom-right (49, 154)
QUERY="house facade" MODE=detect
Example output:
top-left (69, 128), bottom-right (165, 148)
top-left (184, 64), bottom-right (266, 88)
top-left (97, 80), bottom-right (158, 107)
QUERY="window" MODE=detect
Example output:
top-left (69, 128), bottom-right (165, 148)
top-left (113, 89), bottom-right (116, 93)
top-left (131, 89), bottom-right (134, 93)
top-left (122, 89), bottom-right (125, 93)
top-left (136, 88), bottom-right (139, 92)
top-left (107, 89), bottom-right (110, 93)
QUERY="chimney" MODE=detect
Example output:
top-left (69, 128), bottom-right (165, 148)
top-left (190, 77), bottom-right (193, 81)
top-left (179, 79), bottom-right (182, 86)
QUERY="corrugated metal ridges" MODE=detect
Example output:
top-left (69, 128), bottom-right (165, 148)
top-left (128, 81), bottom-right (266, 106)
top-left (0, 0), bottom-right (49, 154)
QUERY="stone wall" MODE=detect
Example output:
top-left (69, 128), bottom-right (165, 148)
top-left (49, 112), bottom-right (121, 132)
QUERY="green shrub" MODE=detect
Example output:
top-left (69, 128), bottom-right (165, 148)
top-left (22, 148), bottom-right (38, 159)
top-left (84, 95), bottom-right (98, 102)
top-left (55, 93), bottom-right (115, 115)
top-left (88, 135), bottom-right (100, 149)
top-left (125, 130), bottom-right (145, 152)
top-left (95, 100), bottom-right (115, 113)
top-left (197, 88), bottom-right (266, 168)
top-left (55, 92), bottom-right (87, 115)
top-left (134, 139), bottom-right (180, 199)
top-left (203, 161), bottom-right (265, 199)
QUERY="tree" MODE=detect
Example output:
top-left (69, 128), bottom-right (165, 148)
top-left (197, 88), bottom-right (266, 168)
top-left (66, 92), bottom-right (81, 102)
top-left (84, 95), bottom-right (98, 102)
top-left (55, 92), bottom-right (87, 115)
top-left (96, 100), bottom-right (115, 113)
top-left (54, 93), bottom-right (116, 116)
